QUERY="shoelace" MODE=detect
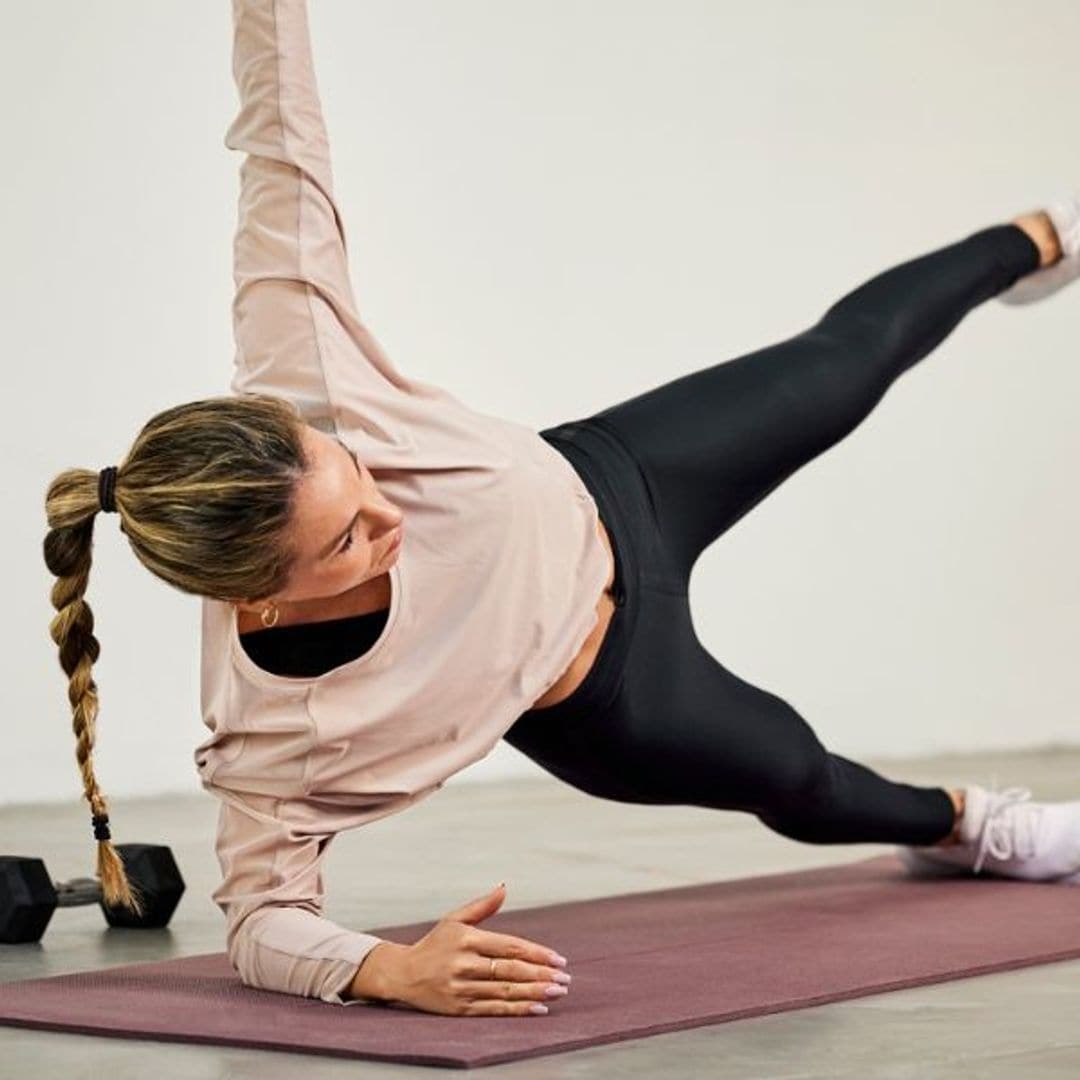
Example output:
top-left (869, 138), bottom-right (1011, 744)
top-left (972, 775), bottom-right (1044, 874)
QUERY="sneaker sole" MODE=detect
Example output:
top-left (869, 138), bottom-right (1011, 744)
top-left (997, 251), bottom-right (1080, 304)
top-left (898, 846), bottom-right (1080, 884)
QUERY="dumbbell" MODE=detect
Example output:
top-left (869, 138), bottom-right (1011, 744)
top-left (0, 844), bottom-right (185, 944)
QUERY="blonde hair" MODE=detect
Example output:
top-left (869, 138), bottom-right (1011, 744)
top-left (42, 393), bottom-right (310, 915)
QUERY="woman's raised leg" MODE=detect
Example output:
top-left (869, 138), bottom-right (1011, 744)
top-left (587, 223), bottom-right (1043, 582)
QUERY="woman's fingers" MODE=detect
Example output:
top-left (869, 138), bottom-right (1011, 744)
top-left (451, 924), bottom-right (572, 1018)
top-left (461, 999), bottom-right (551, 1017)
top-left (465, 927), bottom-right (565, 968)
top-left (455, 976), bottom-right (570, 1015)
top-left (466, 954), bottom-right (570, 987)
top-left (456, 952), bottom-right (573, 1016)
top-left (456, 978), bottom-right (567, 1003)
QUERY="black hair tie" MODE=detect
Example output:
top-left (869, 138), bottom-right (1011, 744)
top-left (97, 466), bottom-right (119, 514)
top-left (92, 813), bottom-right (112, 841)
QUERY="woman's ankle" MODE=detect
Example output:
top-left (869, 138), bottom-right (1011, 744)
top-left (1011, 211), bottom-right (1064, 268)
top-left (935, 787), bottom-right (967, 847)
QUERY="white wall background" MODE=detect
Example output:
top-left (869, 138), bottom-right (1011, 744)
top-left (3, 0), bottom-right (1078, 809)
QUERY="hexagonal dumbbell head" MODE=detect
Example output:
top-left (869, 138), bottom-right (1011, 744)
top-left (101, 844), bottom-right (185, 929)
top-left (0, 856), bottom-right (57, 944)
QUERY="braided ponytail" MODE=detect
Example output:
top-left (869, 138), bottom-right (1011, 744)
top-left (40, 393), bottom-right (313, 917)
top-left (43, 469), bottom-right (145, 918)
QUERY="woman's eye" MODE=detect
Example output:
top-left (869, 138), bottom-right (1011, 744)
top-left (339, 528), bottom-right (356, 555)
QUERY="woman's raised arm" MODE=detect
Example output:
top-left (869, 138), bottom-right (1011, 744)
top-left (224, 0), bottom-right (418, 428)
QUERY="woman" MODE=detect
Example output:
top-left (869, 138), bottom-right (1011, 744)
top-left (42, 0), bottom-right (1080, 1018)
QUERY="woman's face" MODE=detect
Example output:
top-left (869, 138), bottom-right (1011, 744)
top-left (236, 424), bottom-right (404, 612)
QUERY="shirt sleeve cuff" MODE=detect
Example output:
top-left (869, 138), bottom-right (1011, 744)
top-left (319, 941), bottom-right (391, 1006)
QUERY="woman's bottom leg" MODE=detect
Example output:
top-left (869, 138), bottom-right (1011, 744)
top-left (506, 589), bottom-right (958, 847)
top-left (645, 639), bottom-right (958, 846)
top-left (587, 223), bottom-right (1043, 580)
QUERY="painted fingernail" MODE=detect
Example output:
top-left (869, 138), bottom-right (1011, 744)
top-left (552, 970), bottom-right (572, 984)
top-left (529, 1003), bottom-right (549, 1015)
top-left (544, 984), bottom-right (569, 998)
top-left (549, 953), bottom-right (568, 967)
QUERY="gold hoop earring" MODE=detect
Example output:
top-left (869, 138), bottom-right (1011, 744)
top-left (260, 601), bottom-right (280, 629)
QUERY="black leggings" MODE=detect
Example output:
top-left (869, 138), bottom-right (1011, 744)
top-left (504, 223), bottom-right (1042, 847)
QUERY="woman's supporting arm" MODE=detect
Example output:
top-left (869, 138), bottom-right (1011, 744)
top-left (208, 784), bottom-right (390, 1006)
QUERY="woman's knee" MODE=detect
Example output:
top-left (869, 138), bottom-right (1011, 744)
top-left (755, 741), bottom-right (842, 817)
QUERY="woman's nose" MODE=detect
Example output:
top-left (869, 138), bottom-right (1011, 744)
top-left (372, 501), bottom-right (404, 531)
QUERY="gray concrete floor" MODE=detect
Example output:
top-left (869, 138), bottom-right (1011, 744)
top-left (1, 745), bottom-right (1079, 1078)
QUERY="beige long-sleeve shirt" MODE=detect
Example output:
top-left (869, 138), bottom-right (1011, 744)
top-left (192, 0), bottom-right (609, 1005)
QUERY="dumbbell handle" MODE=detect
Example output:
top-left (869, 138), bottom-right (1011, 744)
top-left (52, 876), bottom-right (105, 907)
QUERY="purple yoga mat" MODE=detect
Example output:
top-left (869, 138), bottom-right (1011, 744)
top-left (1, 853), bottom-right (1079, 1068)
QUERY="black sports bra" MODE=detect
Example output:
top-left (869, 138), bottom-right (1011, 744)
top-left (238, 608), bottom-right (390, 677)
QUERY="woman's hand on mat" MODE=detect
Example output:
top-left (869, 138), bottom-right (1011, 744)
top-left (386, 883), bottom-right (571, 1016)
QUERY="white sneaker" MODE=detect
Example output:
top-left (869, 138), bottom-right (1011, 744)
top-left (896, 779), bottom-right (1080, 883)
top-left (998, 191), bottom-right (1080, 305)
